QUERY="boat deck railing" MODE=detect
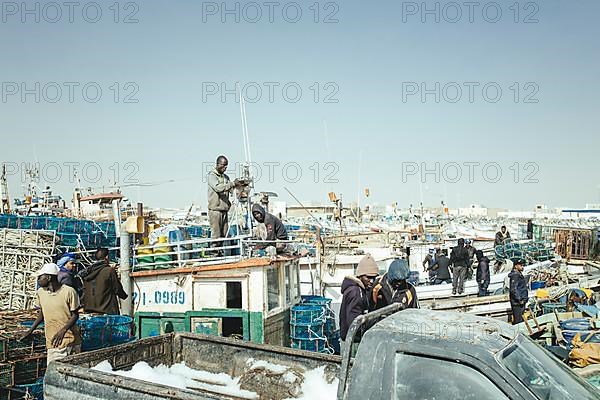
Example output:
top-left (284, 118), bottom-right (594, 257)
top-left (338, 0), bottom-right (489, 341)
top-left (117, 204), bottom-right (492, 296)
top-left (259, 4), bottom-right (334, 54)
top-left (132, 235), bottom-right (299, 271)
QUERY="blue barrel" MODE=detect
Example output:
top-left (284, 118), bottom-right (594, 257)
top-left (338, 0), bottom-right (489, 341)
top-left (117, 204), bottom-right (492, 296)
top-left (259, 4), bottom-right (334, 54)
top-left (562, 330), bottom-right (600, 348)
top-left (531, 281), bottom-right (546, 290)
top-left (560, 318), bottom-right (592, 331)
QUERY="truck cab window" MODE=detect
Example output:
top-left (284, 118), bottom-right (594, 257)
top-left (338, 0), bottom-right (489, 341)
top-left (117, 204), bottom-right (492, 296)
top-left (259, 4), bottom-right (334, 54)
top-left (499, 335), bottom-right (598, 400)
top-left (394, 353), bottom-right (509, 399)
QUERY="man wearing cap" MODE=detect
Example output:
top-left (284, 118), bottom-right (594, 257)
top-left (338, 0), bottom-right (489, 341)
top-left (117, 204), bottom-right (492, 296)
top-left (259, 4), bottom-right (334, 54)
top-left (21, 263), bottom-right (82, 363)
top-left (339, 254), bottom-right (379, 345)
top-left (371, 259), bottom-right (418, 310)
top-left (508, 259), bottom-right (528, 324)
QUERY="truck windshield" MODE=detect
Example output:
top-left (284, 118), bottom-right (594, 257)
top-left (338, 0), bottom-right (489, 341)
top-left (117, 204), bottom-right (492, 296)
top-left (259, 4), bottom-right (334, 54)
top-left (499, 334), bottom-right (597, 400)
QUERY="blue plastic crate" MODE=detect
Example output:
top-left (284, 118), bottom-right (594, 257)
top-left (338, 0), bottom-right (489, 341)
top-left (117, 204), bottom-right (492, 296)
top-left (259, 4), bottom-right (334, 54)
top-left (11, 377), bottom-right (44, 400)
top-left (78, 315), bottom-right (134, 351)
top-left (290, 323), bottom-right (325, 340)
top-left (291, 338), bottom-right (327, 353)
top-left (291, 305), bottom-right (326, 325)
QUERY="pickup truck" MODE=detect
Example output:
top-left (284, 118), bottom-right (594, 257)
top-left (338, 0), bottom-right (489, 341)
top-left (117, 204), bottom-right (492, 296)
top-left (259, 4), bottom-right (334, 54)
top-left (44, 304), bottom-right (598, 399)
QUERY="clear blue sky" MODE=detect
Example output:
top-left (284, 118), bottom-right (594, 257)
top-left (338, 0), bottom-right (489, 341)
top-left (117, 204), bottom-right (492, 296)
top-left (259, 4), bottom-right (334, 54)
top-left (1, 0), bottom-right (598, 210)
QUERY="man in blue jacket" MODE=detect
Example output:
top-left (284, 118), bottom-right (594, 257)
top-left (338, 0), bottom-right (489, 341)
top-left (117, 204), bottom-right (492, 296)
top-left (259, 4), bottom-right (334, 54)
top-left (509, 259), bottom-right (528, 324)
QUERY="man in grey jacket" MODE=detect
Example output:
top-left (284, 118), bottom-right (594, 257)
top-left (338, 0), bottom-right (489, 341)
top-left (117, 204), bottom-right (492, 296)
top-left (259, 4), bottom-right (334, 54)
top-left (207, 155), bottom-right (242, 249)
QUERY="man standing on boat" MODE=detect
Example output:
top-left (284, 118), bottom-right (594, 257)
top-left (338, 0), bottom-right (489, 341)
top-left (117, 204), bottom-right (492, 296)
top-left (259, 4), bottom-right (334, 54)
top-left (464, 239), bottom-right (476, 280)
top-left (449, 238), bottom-right (469, 295)
top-left (207, 155), bottom-right (244, 251)
top-left (526, 219), bottom-right (534, 240)
top-left (430, 249), bottom-right (452, 285)
top-left (509, 259), bottom-right (528, 324)
top-left (422, 248), bottom-right (437, 283)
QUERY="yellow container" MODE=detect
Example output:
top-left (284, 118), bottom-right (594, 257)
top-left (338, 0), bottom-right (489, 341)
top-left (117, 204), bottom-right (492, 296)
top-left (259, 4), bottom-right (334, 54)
top-left (153, 236), bottom-right (173, 269)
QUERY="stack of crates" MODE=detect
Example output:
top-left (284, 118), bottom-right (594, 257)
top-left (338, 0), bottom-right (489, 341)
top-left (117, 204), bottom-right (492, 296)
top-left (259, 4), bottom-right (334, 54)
top-left (0, 330), bottom-right (46, 400)
top-left (290, 296), bottom-right (337, 354)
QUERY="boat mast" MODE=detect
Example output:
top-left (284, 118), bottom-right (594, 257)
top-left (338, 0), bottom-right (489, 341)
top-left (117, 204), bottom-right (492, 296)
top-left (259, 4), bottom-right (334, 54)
top-left (238, 84), bottom-right (253, 234)
top-left (1, 164), bottom-right (11, 214)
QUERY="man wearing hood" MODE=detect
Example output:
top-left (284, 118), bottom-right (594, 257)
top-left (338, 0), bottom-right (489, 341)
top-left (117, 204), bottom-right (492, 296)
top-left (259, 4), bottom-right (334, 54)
top-left (465, 239), bottom-right (476, 280)
top-left (430, 249), bottom-right (452, 285)
top-left (251, 203), bottom-right (288, 253)
top-left (339, 254), bottom-right (379, 343)
top-left (57, 253), bottom-right (82, 297)
top-left (80, 248), bottom-right (128, 315)
top-left (371, 258), bottom-right (418, 311)
top-left (495, 226), bottom-right (511, 247)
top-left (449, 238), bottom-right (469, 295)
top-left (475, 250), bottom-right (490, 297)
top-left (509, 259), bottom-right (528, 324)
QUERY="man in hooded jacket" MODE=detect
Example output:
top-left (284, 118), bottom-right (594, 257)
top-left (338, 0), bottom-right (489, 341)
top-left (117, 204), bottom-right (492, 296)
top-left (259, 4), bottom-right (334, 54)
top-left (509, 259), bottom-right (528, 324)
top-left (370, 259), bottom-right (418, 311)
top-left (475, 250), bottom-right (490, 297)
top-left (339, 254), bottom-right (379, 343)
top-left (251, 203), bottom-right (288, 253)
top-left (465, 239), bottom-right (476, 280)
top-left (430, 249), bottom-right (452, 285)
top-left (80, 248), bottom-right (128, 315)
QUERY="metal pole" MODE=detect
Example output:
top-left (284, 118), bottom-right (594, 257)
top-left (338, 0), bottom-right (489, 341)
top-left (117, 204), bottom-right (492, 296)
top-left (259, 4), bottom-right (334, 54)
top-left (119, 224), bottom-right (132, 316)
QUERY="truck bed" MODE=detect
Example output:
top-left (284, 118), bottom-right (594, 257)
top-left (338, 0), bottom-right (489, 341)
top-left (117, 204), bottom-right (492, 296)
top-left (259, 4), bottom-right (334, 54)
top-left (44, 333), bottom-right (341, 400)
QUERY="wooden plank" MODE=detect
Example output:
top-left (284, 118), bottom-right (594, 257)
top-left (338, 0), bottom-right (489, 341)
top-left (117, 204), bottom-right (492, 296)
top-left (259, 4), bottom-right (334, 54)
top-left (130, 257), bottom-right (296, 278)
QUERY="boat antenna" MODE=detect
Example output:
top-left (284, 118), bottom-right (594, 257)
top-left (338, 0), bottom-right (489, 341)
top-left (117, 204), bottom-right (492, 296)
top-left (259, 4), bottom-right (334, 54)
top-left (284, 186), bottom-right (324, 230)
top-left (238, 83), bottom-right (253, 234)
